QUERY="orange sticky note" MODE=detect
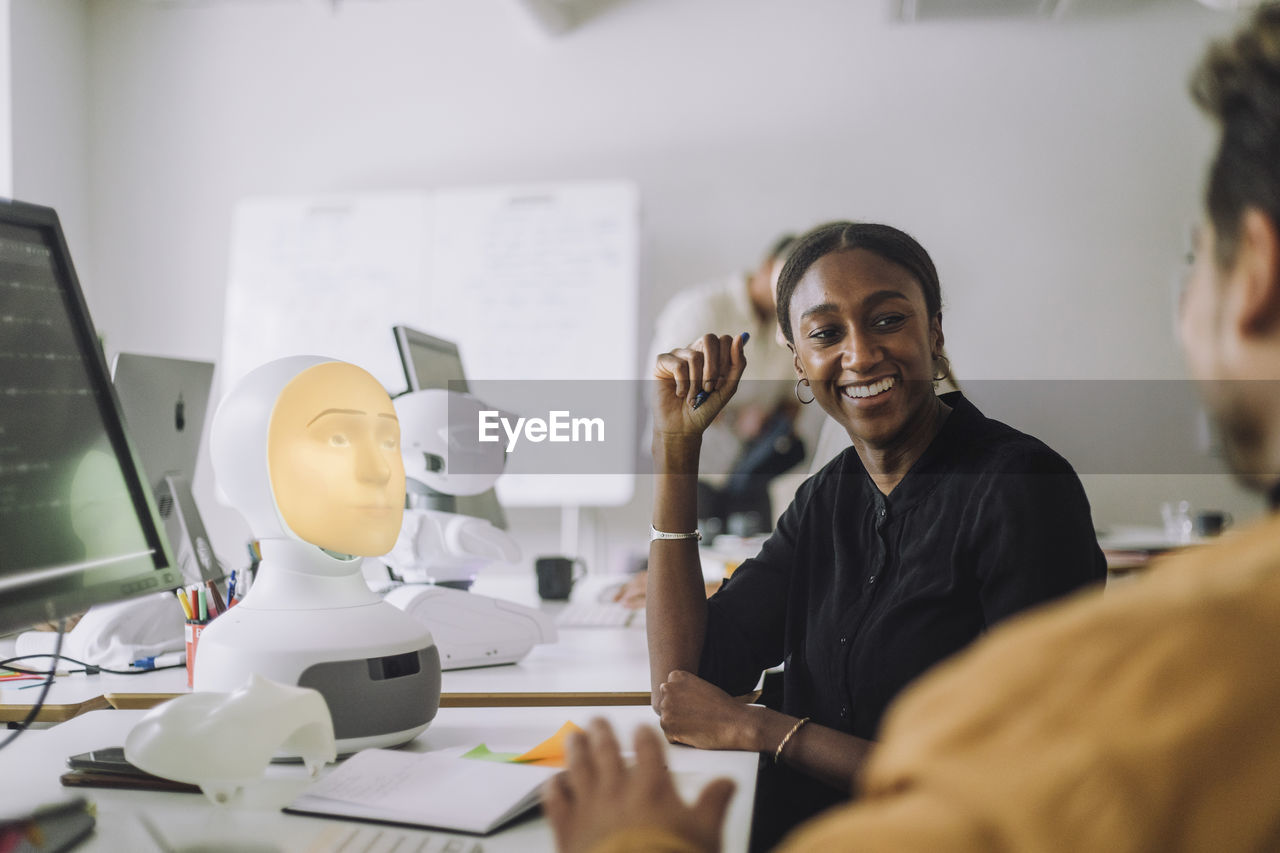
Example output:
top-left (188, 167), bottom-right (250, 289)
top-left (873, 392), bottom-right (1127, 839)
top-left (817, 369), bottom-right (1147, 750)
top-left (513, 721), bottom-right (584, 768)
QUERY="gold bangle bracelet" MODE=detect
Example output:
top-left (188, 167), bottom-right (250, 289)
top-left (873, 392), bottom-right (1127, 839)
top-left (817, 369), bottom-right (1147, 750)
top-left (773, 716), bottom-right (811, 764)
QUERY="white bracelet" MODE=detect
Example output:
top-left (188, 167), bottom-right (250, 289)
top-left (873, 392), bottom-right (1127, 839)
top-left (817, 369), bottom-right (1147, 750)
top-left (649, 524), bottom-right (702, 542)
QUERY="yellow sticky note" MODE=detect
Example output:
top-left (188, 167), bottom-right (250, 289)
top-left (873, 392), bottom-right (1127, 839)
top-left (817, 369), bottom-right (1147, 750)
top-left (513, 721), bottom-right (584, 768)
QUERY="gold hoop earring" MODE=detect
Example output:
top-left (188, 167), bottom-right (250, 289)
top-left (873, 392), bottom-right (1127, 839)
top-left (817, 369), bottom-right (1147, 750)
top-left (932, 353), bottom-right (952, 384)
top-left (794, 378), bottom-right (814, 405)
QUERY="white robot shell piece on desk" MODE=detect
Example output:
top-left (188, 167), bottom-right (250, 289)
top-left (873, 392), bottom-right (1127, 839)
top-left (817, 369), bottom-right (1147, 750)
top-left (195, 356), bottom-right (441, 753)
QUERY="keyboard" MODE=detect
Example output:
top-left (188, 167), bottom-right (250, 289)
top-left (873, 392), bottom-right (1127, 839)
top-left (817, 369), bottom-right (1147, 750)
top-left (305, 824), bottom-right (483, 852)
top-left (555, 602), bottom-right (642, 628)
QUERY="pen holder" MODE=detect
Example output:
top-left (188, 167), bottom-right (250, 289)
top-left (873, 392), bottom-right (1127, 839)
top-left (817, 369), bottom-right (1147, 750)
top-left (185, 621), bottom-right (207, 688)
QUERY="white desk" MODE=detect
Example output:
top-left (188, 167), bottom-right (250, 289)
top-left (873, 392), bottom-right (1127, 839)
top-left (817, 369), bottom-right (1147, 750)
top-left (0, 648), bottom-right (190, 723)
top-left (437, 623), bottom-right (650, 705)
top-left (0, 706), bottom-right (757, 853)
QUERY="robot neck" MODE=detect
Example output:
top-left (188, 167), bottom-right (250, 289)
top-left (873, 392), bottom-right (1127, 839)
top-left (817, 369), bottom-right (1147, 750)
top-left (242, 538), bottom-right (381, 610)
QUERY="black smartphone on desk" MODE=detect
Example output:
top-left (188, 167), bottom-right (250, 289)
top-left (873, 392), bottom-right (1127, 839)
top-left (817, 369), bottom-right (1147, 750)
top-left (67, 747), bottom-right (139, 774)
top-left (63, 747), bottom-right (201, 794)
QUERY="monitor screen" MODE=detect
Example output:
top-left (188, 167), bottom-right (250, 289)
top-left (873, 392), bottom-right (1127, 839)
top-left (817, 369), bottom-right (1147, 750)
top-left (393, 326), bottom-right (469, 395)
top-left (0, 200), bottom-right (179, 635)
top-left (391, 325), bottom-right (506, 530)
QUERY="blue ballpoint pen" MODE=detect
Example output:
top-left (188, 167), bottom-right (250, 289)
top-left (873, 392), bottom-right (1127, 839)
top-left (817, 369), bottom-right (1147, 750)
top-left (691, 332), bottom-right (748, 410)
top-left (131, 651), bottom-right (186, 670)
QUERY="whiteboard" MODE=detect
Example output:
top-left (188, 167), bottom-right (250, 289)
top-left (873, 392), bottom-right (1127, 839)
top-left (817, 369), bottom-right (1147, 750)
top-left (221, 182), bottom-right (639, 507)
top-left (222, 192), bottom-right (431, 394)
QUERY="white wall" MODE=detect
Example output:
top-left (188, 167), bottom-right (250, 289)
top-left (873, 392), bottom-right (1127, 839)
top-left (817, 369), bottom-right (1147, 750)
top-left (13, 0), bottom-right (1265, 572)
top-left (10, 0), bottom-right (88, 275)
top-left (0, 0), bottom-right (12, 197)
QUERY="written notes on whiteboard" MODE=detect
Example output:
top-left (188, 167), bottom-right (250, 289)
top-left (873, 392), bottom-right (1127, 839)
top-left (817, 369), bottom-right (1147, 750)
top-left (429, 183), bottom-right (639, 506)
top-left (222, 193), bottom-right (431, 395)
top-left (429, 183), bottom-right (638, 382)
top-left (221, 181), bottom-right (639, 507)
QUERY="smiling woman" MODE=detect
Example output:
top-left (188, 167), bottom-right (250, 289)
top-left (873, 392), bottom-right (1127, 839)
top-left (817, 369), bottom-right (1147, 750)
top-left (645, 221), bottom-right (1107, 847)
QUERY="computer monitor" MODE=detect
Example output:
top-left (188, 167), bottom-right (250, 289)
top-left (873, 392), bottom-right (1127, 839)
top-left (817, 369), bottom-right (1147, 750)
top-left (391, 325), bottom-right (506, 530)
top-left (110, 353), bottom-right (220, 585)
top-left (0, 199), bottom-right (180, 636)
top-left (393, 326), bottom-right (469, 395)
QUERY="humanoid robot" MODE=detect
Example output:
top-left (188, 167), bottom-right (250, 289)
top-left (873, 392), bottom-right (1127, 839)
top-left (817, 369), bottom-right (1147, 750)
top-left (379, 388), bottom-right (556, 669)
top-left (194, 356), bottom-right (440, 753)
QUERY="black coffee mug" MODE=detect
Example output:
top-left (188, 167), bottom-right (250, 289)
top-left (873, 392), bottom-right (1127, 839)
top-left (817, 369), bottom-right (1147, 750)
top-left (1194, 510), bottom-right (1233, 538)
top-left (536, 556), bottom-right (587, 600)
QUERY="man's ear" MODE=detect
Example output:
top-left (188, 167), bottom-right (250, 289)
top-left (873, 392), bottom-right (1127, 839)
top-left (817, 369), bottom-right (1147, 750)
top-left (1229, 207), bottom-right (1280, 336)
top-left (932, 313), bottom-right (945, 357)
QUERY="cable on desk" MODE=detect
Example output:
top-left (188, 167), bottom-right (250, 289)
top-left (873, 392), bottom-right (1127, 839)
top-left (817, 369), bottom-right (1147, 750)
top-left (0, 619), bottom-right (64, 753)
top-left (0, 653), bottom-right (184, 677)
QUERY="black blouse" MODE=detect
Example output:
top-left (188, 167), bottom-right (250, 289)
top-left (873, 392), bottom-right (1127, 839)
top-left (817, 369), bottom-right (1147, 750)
top-left (699, 391), bottom-right (1106, 741)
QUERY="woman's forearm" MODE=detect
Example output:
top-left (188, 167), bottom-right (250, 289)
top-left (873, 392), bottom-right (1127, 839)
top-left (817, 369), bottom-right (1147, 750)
top-left (646, 433), bottom-right (711, 711)
top-left (748, 707), bottom-right (875, 793)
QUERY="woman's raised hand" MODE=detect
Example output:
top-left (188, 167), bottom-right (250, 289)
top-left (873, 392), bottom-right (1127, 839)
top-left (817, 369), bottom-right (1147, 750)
top-left (652, 332), bottom-right (749, 438)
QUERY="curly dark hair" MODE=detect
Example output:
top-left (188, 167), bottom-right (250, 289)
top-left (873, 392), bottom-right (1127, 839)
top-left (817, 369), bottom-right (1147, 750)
top-left (1191, 4), bottom-right (1280, 268)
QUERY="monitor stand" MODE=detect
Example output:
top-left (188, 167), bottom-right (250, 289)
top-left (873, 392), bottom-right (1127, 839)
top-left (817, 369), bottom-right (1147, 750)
top-left (156, 473), bottom-right (219, 583)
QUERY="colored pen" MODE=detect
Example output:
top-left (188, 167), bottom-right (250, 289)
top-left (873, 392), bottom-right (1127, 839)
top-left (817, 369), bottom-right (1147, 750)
top-left (225, 570), bottom-right (238, 606)
top-left (188, 588), bottom-right (199, 619)
top-left (198, 586), bottom-right (208, 622)
top-left (176, 589), bottom-right (194, 621)
top-left (206, 579), bottom-right (224, 616)
top-left (131, 652), bottom-right (186, 670)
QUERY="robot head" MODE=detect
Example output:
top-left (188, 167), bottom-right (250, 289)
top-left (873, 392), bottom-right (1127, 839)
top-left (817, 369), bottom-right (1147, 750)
top-left (211, 357), bottom-right (405, 557)
top-left (394, 389), bottom-right (504, 497)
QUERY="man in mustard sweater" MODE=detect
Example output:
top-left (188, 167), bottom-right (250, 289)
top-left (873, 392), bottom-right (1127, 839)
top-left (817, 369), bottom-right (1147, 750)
top-left (542, 7), bottom-right (1280, 852)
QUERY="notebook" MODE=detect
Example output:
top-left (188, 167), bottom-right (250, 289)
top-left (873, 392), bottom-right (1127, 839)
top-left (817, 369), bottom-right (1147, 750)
top-left (285, 749), bottom-right (558, 836)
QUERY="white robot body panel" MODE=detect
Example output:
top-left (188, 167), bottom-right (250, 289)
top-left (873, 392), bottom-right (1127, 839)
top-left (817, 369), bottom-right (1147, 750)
top-left (383, 584), bottom-right (555, 670)
top-left (194, 598), bottom-right (439, 753)
top-left (385, 508), bottom-right (521, 586)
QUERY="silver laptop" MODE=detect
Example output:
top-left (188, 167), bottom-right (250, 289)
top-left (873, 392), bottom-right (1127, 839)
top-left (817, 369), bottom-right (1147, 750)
top-left (111, 353), bottom-right (219, 582)
top-left (110, 353), bottom-right (215, 496)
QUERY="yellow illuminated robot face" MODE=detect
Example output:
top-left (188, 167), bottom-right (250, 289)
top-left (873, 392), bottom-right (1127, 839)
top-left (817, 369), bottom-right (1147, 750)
top-left (267, 362), bottom-right (405, 556)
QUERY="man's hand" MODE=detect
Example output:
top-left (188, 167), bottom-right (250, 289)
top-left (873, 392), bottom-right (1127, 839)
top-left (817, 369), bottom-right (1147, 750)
top-left (658, 671), bottom-right (764, 752)
top-left (543, 719), bottom-right (736, 853)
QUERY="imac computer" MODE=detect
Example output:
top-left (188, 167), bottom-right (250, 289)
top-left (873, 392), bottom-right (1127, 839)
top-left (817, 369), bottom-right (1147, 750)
top-left (391, 325), bottom-right (506, 530)
top-left (110, 353), bottom-right (221, 586)
top-left (0, 199), bottom-right (180, 636)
